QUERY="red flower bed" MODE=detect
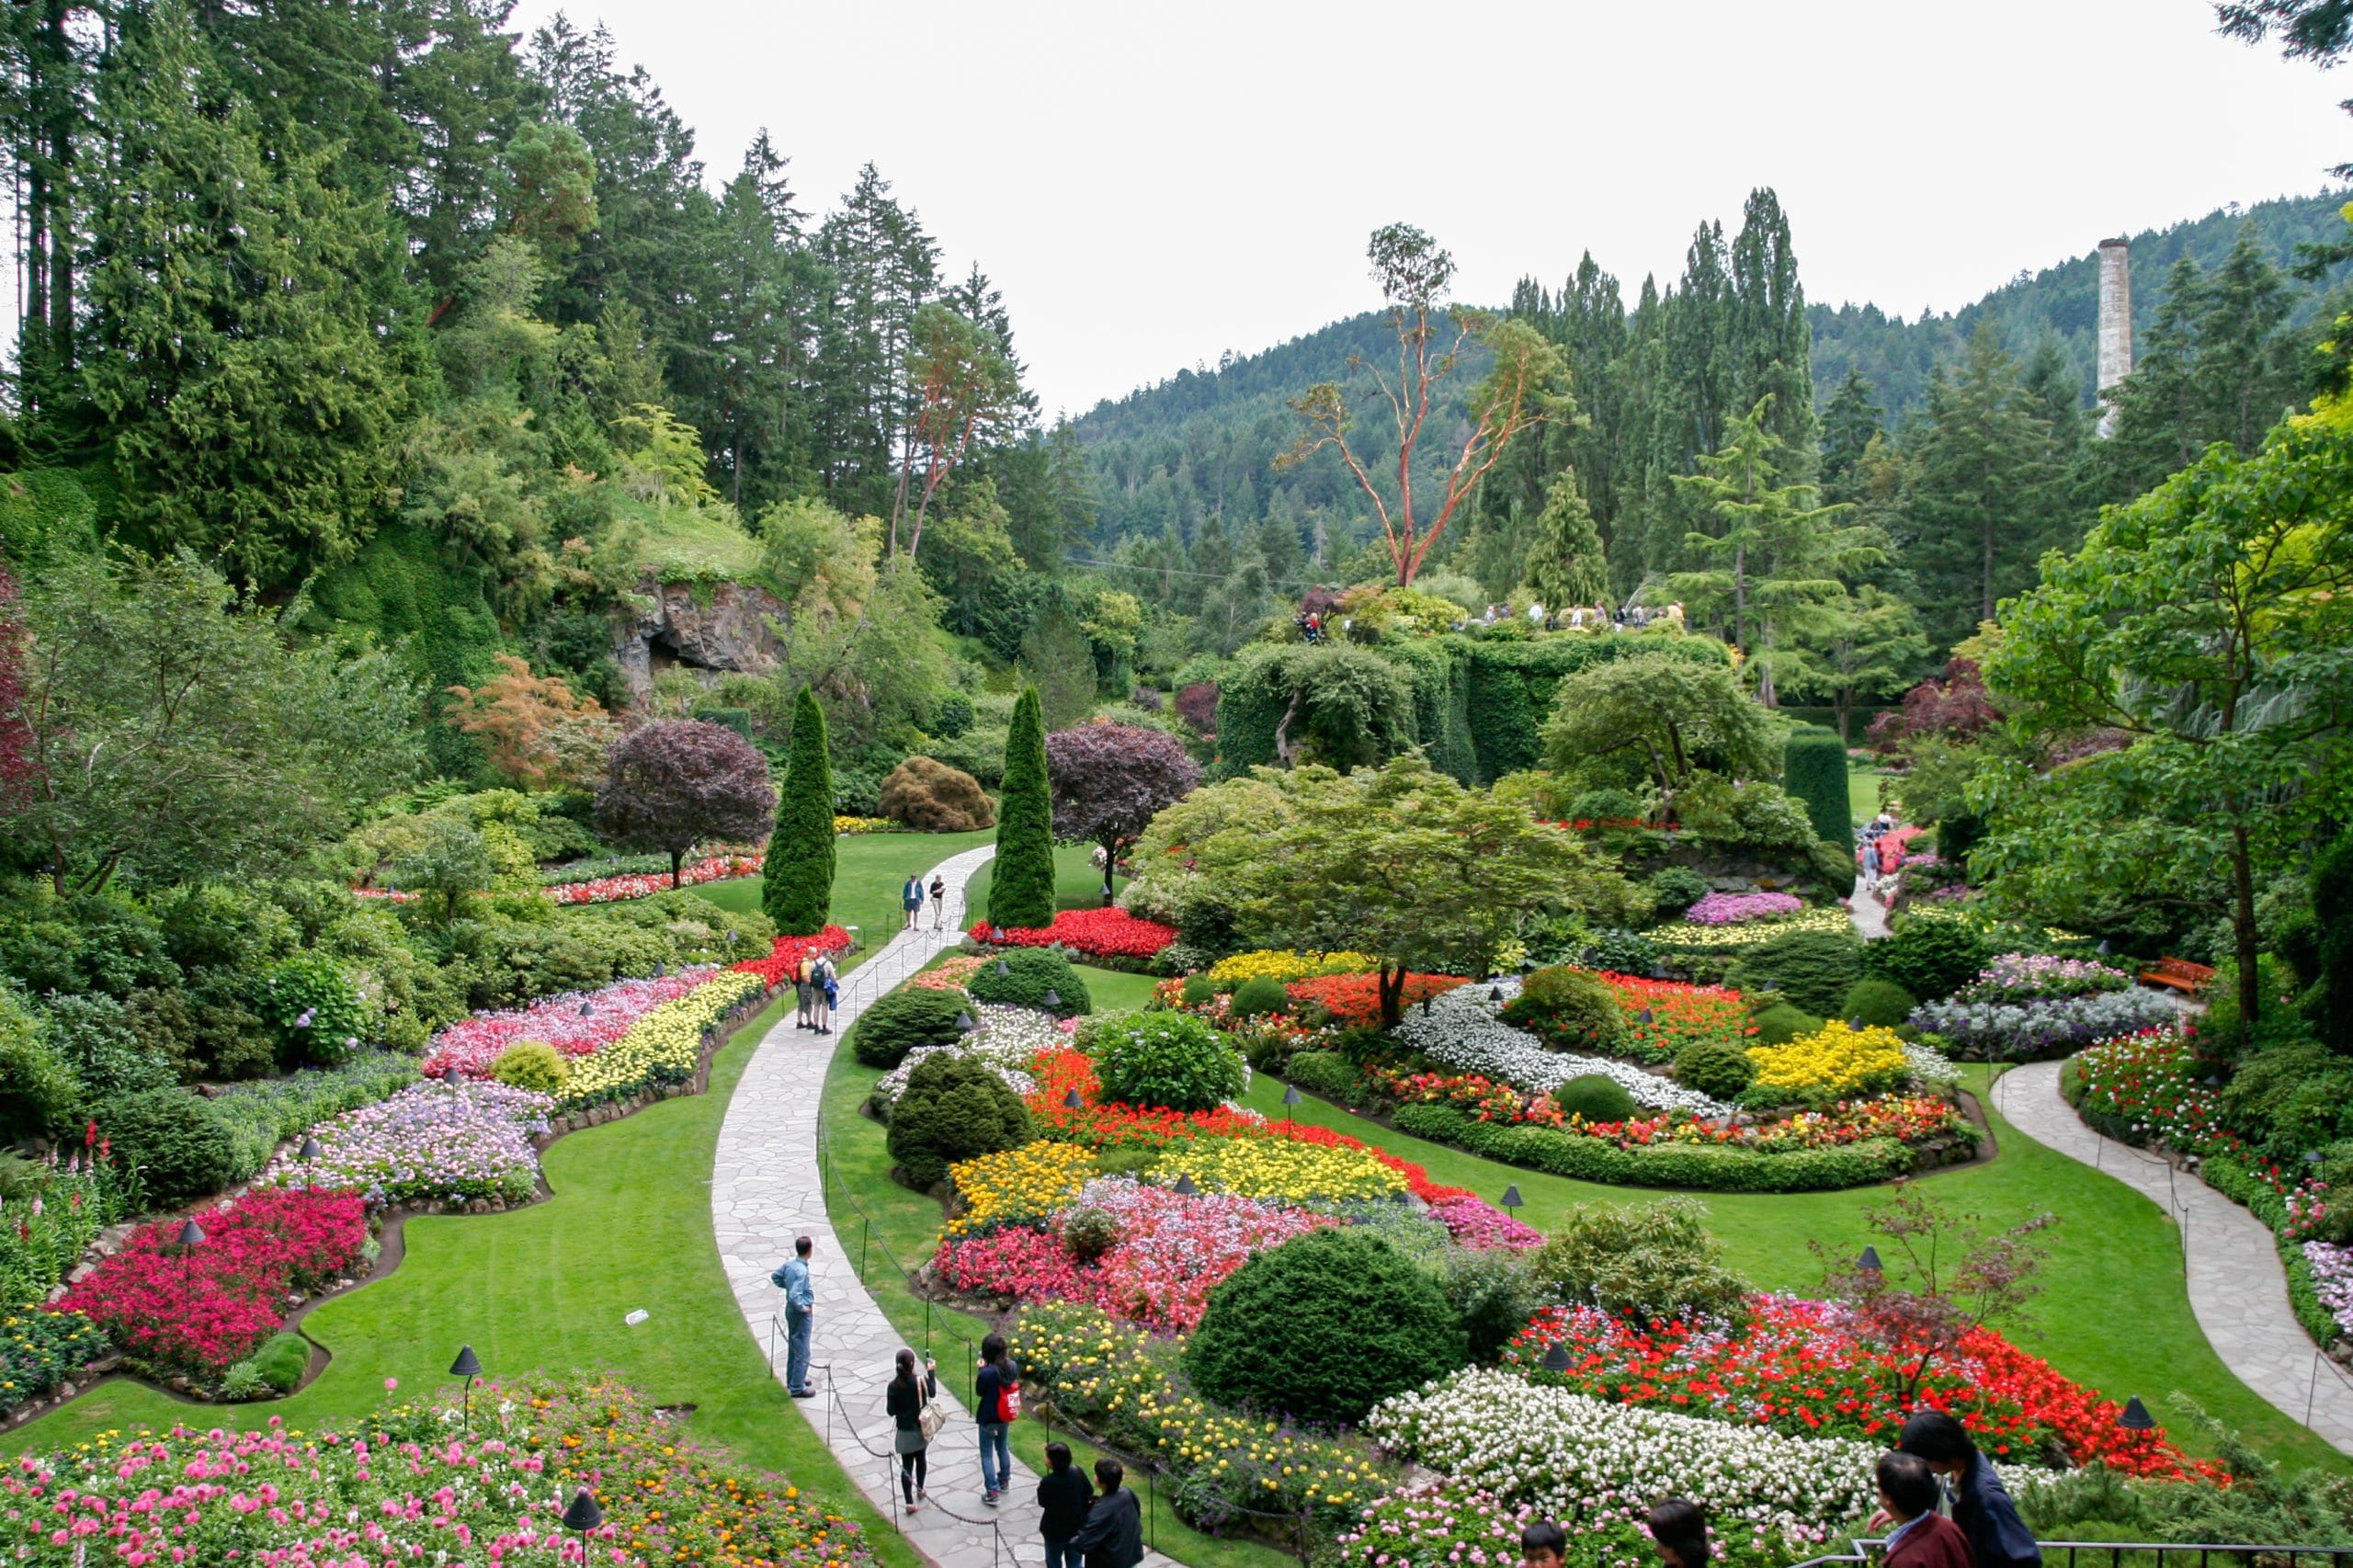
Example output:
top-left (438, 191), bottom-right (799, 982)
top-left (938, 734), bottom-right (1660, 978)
top-left (730, 926), bottom-right (853, 986)
top-left (968, 907), bottom-right (1176, 960)
top-left (59, 1188), bottom-right (368, 1381)
top-left (1589, 971), bottom-right (1753, 1061)
top-left (1284, 971), bottom-right (1467, 1025)
top-left (1506, 1299), bottom-right (2222, 1482)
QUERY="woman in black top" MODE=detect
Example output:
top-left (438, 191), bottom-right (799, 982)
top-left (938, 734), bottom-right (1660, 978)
top-left (885, 1348), bottom-right (938, 1514)
top-left (1037, 1441), bottom-right (1094, 1568)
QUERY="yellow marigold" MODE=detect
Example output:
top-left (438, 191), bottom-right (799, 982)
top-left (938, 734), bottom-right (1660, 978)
top-left (1153, 1135), bottom-right (1404, 1202)
top-left (563, 971), bottom-right (763, 1104)
top-left (1203, 949), bottom-right (1378, 986)
top-left (944, 1142), bottom-right (1098, 1234)
top-left (1746, 1019), bottom-right (1909, 1096)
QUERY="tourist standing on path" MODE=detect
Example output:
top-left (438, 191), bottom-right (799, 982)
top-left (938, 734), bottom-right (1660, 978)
top-left (813, 954), bottom-right (837, 1035)
top-left (929, 873), bottom-right (948, 930)
top-left (1069, 1458), bottom-right (1143, 1568)
top-left (793, 953), bottom-right (814, 1030)
top-left (1898, 1411), bottom-right (2040, 1568)
top-left (975, 1331), bottom-right (1017, 1505)
top-left (1645, 1500), bottom-right (1710, 1568)
top-left (902, 873), bottom-right (924, 929)
top-left (1519, 1519), bottom-right (1567, 1568)
top-left (1037, 1441), bottom-right (1092, 1568)
top-left (1862, 836), bottom-right (1881, 892)
top-left (886, 1349), bottom-right (938, 1515)
top-left (770, 1235), bottom-right (816, 1398)
top-left (1877, 1452), bottom-right (1976, 1568)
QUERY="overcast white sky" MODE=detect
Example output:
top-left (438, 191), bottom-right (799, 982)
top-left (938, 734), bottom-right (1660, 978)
top-left (530, 1), bottom-right (2346, 418)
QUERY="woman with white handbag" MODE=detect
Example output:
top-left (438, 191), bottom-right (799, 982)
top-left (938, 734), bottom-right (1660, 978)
top-left (886, 1349), bottom-right (941, 1514)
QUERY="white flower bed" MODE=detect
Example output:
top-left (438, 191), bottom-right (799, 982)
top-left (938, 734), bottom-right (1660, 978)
top-left (1391, 980), bottom-right (1733, 1116)
top-left (1903, 1040), bottom-right (1960, 1087)
top-left (1366, 1369), bottom-right (2055, 1541)
top-left (872, 1004), bottom-right (1053, 1107)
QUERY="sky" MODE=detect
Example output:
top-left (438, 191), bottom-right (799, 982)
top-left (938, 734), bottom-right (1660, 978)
top-left (524, 1), bottom-right (2345, 419)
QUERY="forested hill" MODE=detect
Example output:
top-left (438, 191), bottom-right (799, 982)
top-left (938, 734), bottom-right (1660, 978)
top-left (1809, 187), bottom-right (2351, 415)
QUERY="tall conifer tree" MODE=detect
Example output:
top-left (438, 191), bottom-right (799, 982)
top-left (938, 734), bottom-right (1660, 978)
top-left (988, 686), bottom-right (1057, 931)
top-left (762, 686), bottom-right (835, 935)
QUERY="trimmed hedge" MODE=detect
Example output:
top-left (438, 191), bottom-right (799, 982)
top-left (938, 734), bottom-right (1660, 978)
top-left (1784, 727), bottom-right (1854, 851)
top-left (1389, 1102), bottom-right (1921, 1192)
top-left (850, 987), bottom-right (971, 1068)
top-left (967, 947), bottom-right (1090, 1017)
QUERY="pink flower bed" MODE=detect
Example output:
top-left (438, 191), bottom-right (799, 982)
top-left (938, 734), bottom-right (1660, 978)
top-left (544, 852), bottom-right (762, 905)
top-left (1684, 891), bottom-right (1804, 926)
top-left (420, 969), bottom-right (718, 1077)
top-left (1426, 1194), bottom-right (1542, 1251)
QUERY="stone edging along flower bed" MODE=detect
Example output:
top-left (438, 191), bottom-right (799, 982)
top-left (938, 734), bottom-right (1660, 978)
top-left (3, 981), bottom-right (784, 1432)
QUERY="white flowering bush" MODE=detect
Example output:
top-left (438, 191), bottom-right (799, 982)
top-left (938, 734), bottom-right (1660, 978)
top-left (1366, 1369), bottom-right (2055, 1542)
top-left (1909, 988), bottom-right (2178, 1061)
top-left (872, 1005), bottom-right (1053, 1108)
top-left (1902, 1041), bottom-right (1960, 1087)
top-left (1392, 981), bottom-right (1732, 1116)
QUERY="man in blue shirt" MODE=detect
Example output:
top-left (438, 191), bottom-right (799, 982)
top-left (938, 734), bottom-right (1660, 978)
top-left (1899, 1409), bottom-right (2040, 1568)
top-left (771, 1235), bottom-right (817, 1397)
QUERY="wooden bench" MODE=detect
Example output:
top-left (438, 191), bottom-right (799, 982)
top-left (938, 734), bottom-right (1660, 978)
top-left (2139, 956), bottom-right (2215, 996)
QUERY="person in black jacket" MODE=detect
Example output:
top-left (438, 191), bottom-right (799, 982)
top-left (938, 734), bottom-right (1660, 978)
top-left (1898, 1409), bottom-right (2040, 1568)
top-left (884, 1349), bottom-right (938, 1516)
top-left (1037, 1441), bottom-right (1094, 1568)
top-left (1068, 1456), bottom-right (1143, 1568)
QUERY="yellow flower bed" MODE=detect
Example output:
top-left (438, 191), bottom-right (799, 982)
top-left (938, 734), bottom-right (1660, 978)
top-left (1203, 949), bottom-right (1378, 986)
top-left (1011, 1301), bottom-right (1384, 1521)
top-left (1154, 1135), bottom-right (1405, 1203)
top-left (833, 815), bottom-right (897, 835)
top-left (1746, 1019), bottom-right (1910, 1097)
top-left (562, 971), bottom-right (765, 1105)
top-left (945, 1142), bottom-right (1099, 1235)
top-left (1650, 905), bottom-right (1856, 949)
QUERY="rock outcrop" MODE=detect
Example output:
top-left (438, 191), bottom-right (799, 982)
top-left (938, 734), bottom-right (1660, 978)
top-left (614, 577), bottom-right (788, 704)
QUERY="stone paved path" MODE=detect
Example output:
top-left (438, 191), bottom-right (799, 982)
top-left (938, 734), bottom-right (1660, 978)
top-left (1846, 873), bottom-right (1893, 940)
top-left (1991, 1061), bottom-right (2353, 1456)
top-left (712, 846), bottom-right (1180, 1568)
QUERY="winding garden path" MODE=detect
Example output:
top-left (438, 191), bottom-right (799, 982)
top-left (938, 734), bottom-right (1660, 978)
top-left (711, 845), bottom-right (1180, 1568)
top-left (1991, 1061), bottom-right (2353, 1457)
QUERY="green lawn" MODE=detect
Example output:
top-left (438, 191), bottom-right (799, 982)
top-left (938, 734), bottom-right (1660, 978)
top-left (1235, 1067), bottom-right (2344, 1471)
top-left (693, 830), bottom-right (995, 960)
top-left (1074, 964), bottom-right (1159, 1012)
top-left (963, 842), bottom-right (1115, 922)
top-left (1848, 757), bottom-right (1887, 824)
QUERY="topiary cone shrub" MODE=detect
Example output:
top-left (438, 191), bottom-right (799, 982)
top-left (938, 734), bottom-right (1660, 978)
top-left (989, 686), bottom-right (1057, 930)
top-left (886, 1053), bottom-right (1031, 1189)
top-left (879, 756), bottom-right (996, 833)
top-left (1185, 1229), bottom-right (1465, 1425)
top-left (1783, 726), bottom-right (1854, 852)
top-left (763, 687), bottom-right (836, 936)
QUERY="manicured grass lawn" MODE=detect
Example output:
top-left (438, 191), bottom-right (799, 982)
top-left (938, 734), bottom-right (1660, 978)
top-left (1074, 964), bottom-right (1159, 1012)
top-left (693, 830), bottom-right (995, 962)
top-left (1237, 1066), bottom-right (2344, 1471)
top-left (1847, 757), bottom-right (1887, 824)
top-left (963, 842), bottom-right (1114, 923)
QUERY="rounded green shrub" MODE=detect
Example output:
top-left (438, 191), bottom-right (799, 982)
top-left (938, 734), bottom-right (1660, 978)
top-left (851, 987), bottom-right (971, 1068)
top-left (886, 1053), bottom-right (1032, 1189)
top-left (1750, 1001), bottom-right (1823, 1045)
top-left (260, 952), bottom-right (370, 1066)
top-left (1186, 1229), bottom-right (1466, 1424)
top-left (1862, 917), bottom-right (1993, 1004)
top-left (967, 948), bottom-right (1091, 1017)
top-left (1840, 978), bottom-right (1918, 1028)
top-left (1284, 1050), bottom-right (1360, 1103)
top-left (1087, 1012), bottom-right (1245, 1112)
top-left (1228, 976), bottom-right (1291, 1018)
top-left (1179, 972), bottom-right (1220, 1007)
top-left (1527, 1198), bottom-right (1751, 1324)
top-left (1674, 1039), bottom-right (1756, 1100)
top-left (1784, 728), bottom-right (1855, 851)
top-left (1439, 1245), bottom-right (1546, 1363)
top-left (1501, 967), bottom-right (1627, 1055)
top-left (249, 1330), bottom-right (312, 1394)
top-left (490, 1040), bottom-right (569, 1094)
top-left (1648, 867), bottom-right (1711, 918)
top-left (1061, 1206), bottom-right (1120, 1262)
top-left (98, 1087), bottom-right (241, 1205)
top-left (1551, 1073), bottom-right (1638, 1124)
top-left (1726, 928), bottom-right (1865, 1017)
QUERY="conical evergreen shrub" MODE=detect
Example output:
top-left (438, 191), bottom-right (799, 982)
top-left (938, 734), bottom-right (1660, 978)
top-left (988, 685), bottom-right (1057, 930)
top-left (1783, 726), bottom-right (1854, 851)
top-left (762, 687), bottom-right (835, 935)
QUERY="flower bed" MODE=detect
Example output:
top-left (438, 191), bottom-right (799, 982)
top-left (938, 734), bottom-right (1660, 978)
top-left (1284, 971), bottom-right (1466, 1025)
top-left (1205, 949), bottom-right (1377, 986)
top-left (872, 1005), bottom-right (1057, 1108)
top-left (1593, 971), bottom-right (1752, 1062)
top-left (1747, 1020), bottom-right (1910, 1100)
top-left (422, 970), bottom-right (720, 1077)
top-left (1391, 980), bottom-right (1734, 1116)
top-left (2306, 1241), bottom-right (2353, 1339)
top-left (968, 906), bottom-right (1177, 960)
top-left (729, 926), bottom-right (854, 987)
top-left (0, 1375), bottom-right (875, 1567)
top-left (0, 1310), bottom-right (108, 1415)
top-left (1685, 891), bottom-right (1806, 926)
top-left (1910, 988), bottom-right (2178, 1061)
top-left (1340, 1479), bottom-right (1798, 1568)
top-left (1426, 1194), bottom-right (1542, 1251)
top-left (1153, 1135), bottom-right (1408, 1203)
top-left (0, 1145), bottom-right (133, 1309)
top-left (1954, 953), bottom-right (2134, 1004)
top-left (560, 969), bottom-right (765, 1104)
top-left (543, 850), bottom-right (763, 904)
top-left (257, 1080), bottom-right (553, 1207)
top-left (57, 1187), bottom-right (367, 1381)
top-left (941, 1142), bottom-right (1102, 1236)
top-left (910, 953), bottom-right (987, 990)
top-left (1650, 906), bottom-right (1856, 950)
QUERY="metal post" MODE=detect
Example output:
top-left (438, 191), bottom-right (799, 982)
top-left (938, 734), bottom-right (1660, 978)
top-left (2311, 1348), bottom-right (2323, 1429)
top-left (861, 1216), bottom-right (870, 1283)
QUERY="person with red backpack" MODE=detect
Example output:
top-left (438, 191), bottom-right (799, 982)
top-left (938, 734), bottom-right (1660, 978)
top-left (975, 1332), bottom-right (1019, 1506)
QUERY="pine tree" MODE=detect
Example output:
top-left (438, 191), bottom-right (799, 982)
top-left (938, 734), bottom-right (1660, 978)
top-left (1728, 188), bottom-right (1814, 462)
top-left (762, 686), bottom-right (836, 935)
top-left (1523, 469), bottom-right (1608, 608)
top-left (1818, 369), bottom-right (1884, 505)
top-left (988, 686), bottom-right (1057, 931)
top-left (1898, 325), bottom-right (2053, 653)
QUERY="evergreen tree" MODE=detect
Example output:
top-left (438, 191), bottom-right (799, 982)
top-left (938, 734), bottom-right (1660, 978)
top-left (763, 686), bottom-right (836, 935)
top-left (1728, 187), bottom-right (1814, 461)
top-left (1020, 597), bottom-right (1098, 729)
top-left (1523, 469), bottom-right (1609, 608)
top-left (987, 686), bottom-right (1057, 931)
top-left (1818, 369), bottom-right (1884, 506)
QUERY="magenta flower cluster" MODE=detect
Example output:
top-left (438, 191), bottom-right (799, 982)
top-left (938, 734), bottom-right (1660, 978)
top-left (1683, 892), bottom-right (1804, 926)
top-left (421, 968), bottom-right (718, 1077)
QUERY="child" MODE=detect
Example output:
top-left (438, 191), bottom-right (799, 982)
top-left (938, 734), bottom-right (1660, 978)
top-left (1519, 1519), bottom-right (1567, 1568)
top-left (1878, 1450), bottom-right (1974, 1568)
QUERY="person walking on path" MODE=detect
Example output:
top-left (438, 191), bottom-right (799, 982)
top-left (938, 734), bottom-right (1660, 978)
top-left (885, 1349), bottom-right (938, 1516)
top-left (1898, 1410), bottom-right (2039, 1568)
top-left (1069, 1457), bottom-right (1143, 1568)
top-left (1644, 1500), bottom-right (1710, 1568)
top-left (1037, 1441), bottom-right (1092, 1568)
top-left (1861, 836), bottom-right (1882, 892)
top-left (928, 873), bottom-right (948, 931)
top-left (770, 1235), bottom-right (816, 1398)
top-left (794, 953), bottom-right (815, 1030)
top-left (975, 1331), bottom-right (1018, 1505)
top-left (813, 954), bottom-right (838, 1035)
top-left (902, 873), bottom-right (925, 930)
top-left (1877, 1452), bottom-right (1976, 1568)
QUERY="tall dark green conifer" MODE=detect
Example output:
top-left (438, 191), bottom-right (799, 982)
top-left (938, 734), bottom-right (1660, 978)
top-left (762, 686), bottom-right (835, 936)
top-left (988, 686), bottom-right (1056, 931)
top-left (1523, 470), bottom-right (1608, 608)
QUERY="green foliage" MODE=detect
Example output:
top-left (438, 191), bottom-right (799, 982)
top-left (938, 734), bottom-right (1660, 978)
top-left (0, 988), bottom-right (79, 1140)
top-left (0, 1310), bottom-right (109, 1414)
top-left (259, 952), bottom-right (369, 1067)
top-left (1841, 978), bottom-right (1918, 1028)
top-left (2313, 827), bottom-right (2353, 1054)
top-left (850, 987), bottom-right (970, 1070)
top-left (763, 687), bottom-right (836, 936)
top-left (1527, 1198), bottom-right (1752, 1323)
top-left (1436, 1244), bottom-right (1546, 1364)
top-left (1220, 641), bottom-right (1417, 771)
top-left (1784, 729), bottom-right (1855, 849)
top-left (1283, 1050), bottom-right (1360, 1103)
top-left (1178, 972), bottom-right (1219, 1006)
top-left (208, 1054), bottom-right (422, 1178)
top-left (1522, 470), bottom-right (1609, 608)
top-left (885, 1052), bottom-right (1031, 1189)
top-left (1086, 1011), bottom-right (1245, 1112)
top-left (1725, 928), bottom-right (1866, 1017)
top-left (1551, 1073), bottom-right (1640, 1124)
top-left (988, 687), bottom-right (1057, 930)
top-left (491, 1040), bottom-right (569, 1094)
top-left (967, 947), bottom-right (1090, 1017)
top-left (36, 994), bottom-right (176, 1103)
top-left (1542, 646), bottom-right (1773, 793)
top-left (230, 1331), bottom-right (313, 1398)
top-left (878, 756), bottom-right (994, 833)
top-left (1228, 976), bottom-right (1291, 1018)
top-left (97, 1086), bottom-right (240, 1208)
top-left (1675, 1038), bottom-right (1758, 1099)
top-left (1648, 867), bottom-right (1711, 917)
top-left (1500, 967), bottom-right (1627, 1054)
top-left (2220, 1041), bottom-right (2353, 1160)
top-left (1862, 917), bottom-right (1993, 1003)
top-left (1186, 1228), bottom-right (1467, 1425)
